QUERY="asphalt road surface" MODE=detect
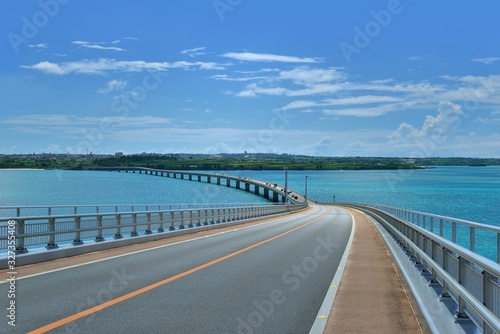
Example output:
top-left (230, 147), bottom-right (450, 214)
top-left (1, 205), bottom-right (352, 334)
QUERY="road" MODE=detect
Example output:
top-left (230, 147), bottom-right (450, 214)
top-left (1, 205), bottom-right (352, 334)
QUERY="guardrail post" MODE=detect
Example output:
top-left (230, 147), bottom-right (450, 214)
top-left (196, 209), bottom-right (202, 227)
top-left (169, 211), bottom-right (175, 231)
top-left (114, 214), bottom-right (123, 239)
top-left (131, 213), bottom-right (139, 236)
top-left (203, 209), bottom-right (209, 225)
top-left (179, 211), bottom-right (186, 229)
top-left (455, 256), bottom-right (469, 321)
top-left (95, 216), bottom-right (105, 242)
top-left (46, 218), bottom-right (59, 250)
top-left (439, 249), bottom-right (451, 299)
top-left (145, 213), bottom-right (152, 234)
top-left (452, 221), bottom-right (457, 243)
top-left (469, 226), bottom-right (475, 252)
top-left (483, 271), bottom-right (494, 316)
top-left (188, 211), bottom-right (194, 228)
top-left (72, 216), bottom-right (83, 245)
top-left (15, 220), bottom-right (28, 254)
top-left (158, 212), bottom-right (165, 232)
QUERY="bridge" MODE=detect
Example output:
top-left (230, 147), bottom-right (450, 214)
top-left (1, 168), bottom-right (499, 333)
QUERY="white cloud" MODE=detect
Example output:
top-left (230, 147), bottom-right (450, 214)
top-left (180, 47), bottom-right (207, 57)
top-left (97, 80), bottom-right (127, 94)
top-left (471, 57), bottom-right (500, 65)
top-left (281, 96), bottom-right (403, 111)
top-left (222, 52), bottom-right (321, 63)
top-left (21, 58), bottom-right (225, 75)
top-left (323, 103), bottom-right (400, 117)
top-left (278, 67), bottom-right (346, 85)
top-left (387, 101), bottom-right (464, 144)
top-left (72, 40), bottom-right (126, 52)
top-left (28, 43), bottom-right (48, 49)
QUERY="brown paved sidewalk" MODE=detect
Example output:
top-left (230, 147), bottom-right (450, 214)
top-left (324, 208), bottom-right (424, 334)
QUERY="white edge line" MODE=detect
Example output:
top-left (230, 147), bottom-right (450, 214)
top-left (1, 207), bottom-right (317, 283)
top-left (308, 208), bottom-right (356, 334)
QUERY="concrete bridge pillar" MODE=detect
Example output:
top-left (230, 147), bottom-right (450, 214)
top-left (273, 192), bottom-right (279, 202)
top-left (245, 183), bottom-right (250, 192)
top-left (236, 180), bottom-right (240, 189)
top-left (254, 185), bottom-right (259, 195)
top-left (207, 176), bottom-right (211, 183)
top-left (264, 188), bottom-right (269, 199)
top-left (188, 174), bottom-right (192, 181)
top-left (217, 177), bottom-right (221, 185)
top-left (226, 178), bottom-right (231, 187)
top-left (198, 175), bottom-right (201, 182)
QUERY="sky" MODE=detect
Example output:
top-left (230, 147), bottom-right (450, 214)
top-left (1, 0), bottom-right (499, 157)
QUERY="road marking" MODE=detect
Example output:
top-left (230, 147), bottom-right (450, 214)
top-left (28, 208), bottom-right (331, 334)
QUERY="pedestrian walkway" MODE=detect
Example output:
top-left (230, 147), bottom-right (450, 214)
top-left (323, 208), bottom-right (424, 334)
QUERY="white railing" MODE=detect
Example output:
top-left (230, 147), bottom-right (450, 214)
top-left (374, 205), bottom-right (500, 263)
top-left (348, 204), bottom-right (500, 334)
top-left (0, 203), bottom-right (307, 253)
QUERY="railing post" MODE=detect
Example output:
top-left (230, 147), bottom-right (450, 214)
top-left (203, 209), bottom-right (209, 225)
top-left (196, 210), bottom-right (202, 227)
top-left (72, 216), bottom-right (83, 245)
top-left (131, 213), bottom-right (139, 236)
top-left (158, 212), bottom-right (165, 232)
top-left (179, 211), bottom-right (185, 229)
top-left (95, 216), bottom-right (105, 242)
top-left (15, 220), bottom-right (28, 254)
top-left (452, 221), bottom-right (457, 243)
top-left (46, 218), bottom-right (58, 250)
top-left (145, 213), bottom-right (152, 234)
top-left (169, 211), bottom-right (175, 231)
top-left (188, 211), bottom-right (194, 228)
top-left (469, 226), bottom-right (475, 252)
top-left (114, 214), bottom-right (123, 239)
top-left (455, 256), bottom-right (469, 321)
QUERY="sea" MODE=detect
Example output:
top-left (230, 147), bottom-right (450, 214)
top-left (0, 166), bottom-right (498, 224)
top-left (0, 166), bottom-right (498, 258)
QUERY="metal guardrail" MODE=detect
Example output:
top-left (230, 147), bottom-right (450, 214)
top-left (1, 203), bottom-right (308, 253)
top-left (348, 204), bottom-right (500, 334)
top-left (374, 204), bottom-right (500, 263)
top-left (0, 203), bottom-right (269, 219)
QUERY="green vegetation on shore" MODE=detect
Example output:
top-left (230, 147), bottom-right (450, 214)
top-left (1, 153), bottom-right (499, 171)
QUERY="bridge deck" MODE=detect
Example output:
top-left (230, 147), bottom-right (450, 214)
top-left (324, 208), bottom-right (424, 333)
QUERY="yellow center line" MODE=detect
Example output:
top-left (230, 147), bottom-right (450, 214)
top-left (29, 208), bottom-right (331, 334)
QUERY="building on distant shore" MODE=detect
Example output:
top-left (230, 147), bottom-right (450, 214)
top-left (115, 152), bottom-right (124, 157)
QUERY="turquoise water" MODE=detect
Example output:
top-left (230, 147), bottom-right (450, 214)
top-left (0, 167), bottom-right (498, 259)
top-left (0, 167), bottom-right (498, 225)
top-left (222, 166), bottom-right (500, 227)
top-left (0, 169), bottom-right (269, 211)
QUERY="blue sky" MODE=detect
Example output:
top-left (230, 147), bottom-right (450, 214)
top-left (1, 0), bottom-right (499, 157)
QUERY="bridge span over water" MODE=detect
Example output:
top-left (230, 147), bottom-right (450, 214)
top-left (1, 168), bottom-right (499, 333)
top-left (89, 166), bottom-right (302, 204)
